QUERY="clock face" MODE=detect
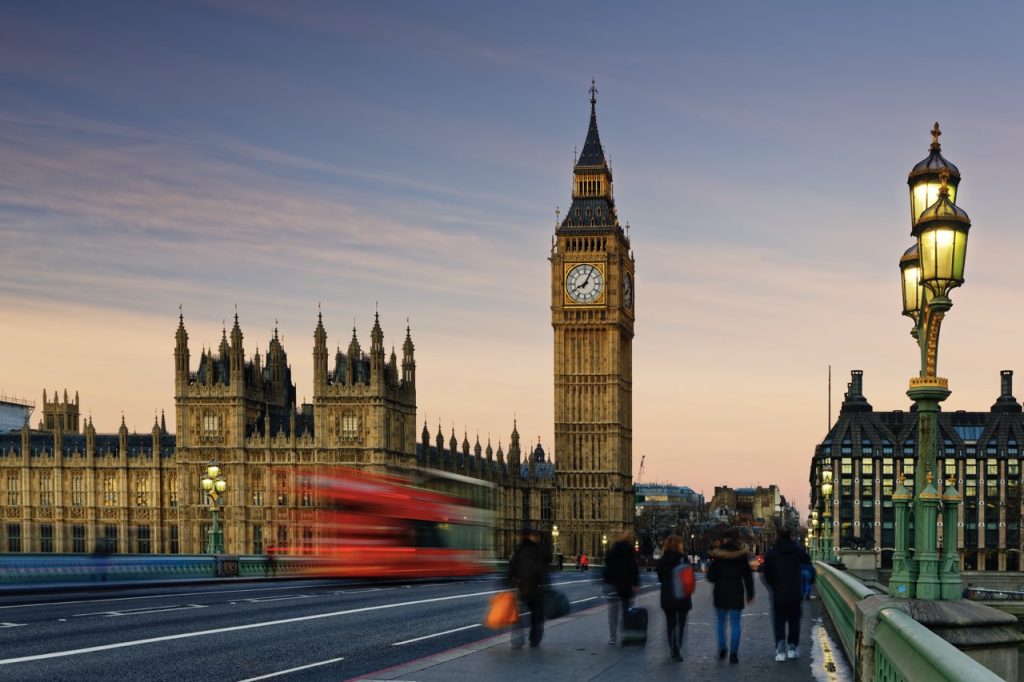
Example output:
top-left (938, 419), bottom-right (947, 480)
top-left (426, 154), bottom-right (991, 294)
top-left (565, 263), bottom-right (604, 304)
top-left (624, 273), bottom-right (633, 310)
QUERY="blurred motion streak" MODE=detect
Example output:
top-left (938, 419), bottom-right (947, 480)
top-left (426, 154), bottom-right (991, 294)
top-left (269, 467), bottom-right (495, 578)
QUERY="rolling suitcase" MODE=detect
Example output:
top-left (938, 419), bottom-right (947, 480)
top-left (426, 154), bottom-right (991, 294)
top-left (620, 606), bottom-right (648, 645)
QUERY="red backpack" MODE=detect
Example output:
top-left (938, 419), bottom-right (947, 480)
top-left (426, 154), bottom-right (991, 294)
top-left (672, 561), bottom-right (696, 599)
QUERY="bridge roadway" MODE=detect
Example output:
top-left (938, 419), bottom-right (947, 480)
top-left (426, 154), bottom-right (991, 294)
top-left (0, 571), bottom-right (847, 681)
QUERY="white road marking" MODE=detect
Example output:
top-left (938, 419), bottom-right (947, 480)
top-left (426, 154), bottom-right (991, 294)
top-left (73, 604), bottom-right (207, 618)
top-left (0, 587), bottom-right (507, 665)
top-left (391, 624), bottom-right (481, 646)
top-left (0, 622), bottom-right (26, 628)
top-left (235, 656), bottom-right (345, 681)
top-left (0, 583), bottom-right (339, 610)
top-left (238, 595), bottom-right (316, 603)
top-left (570, 596), bottom-right (599, 605)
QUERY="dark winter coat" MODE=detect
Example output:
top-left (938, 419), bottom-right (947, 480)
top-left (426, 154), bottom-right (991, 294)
top-left (508, 537), bottom-right (549, 600)
top-left (763, 537), bottom-right (811, 604)
top-left (655, 548), bottom-right (693, 612)
top-left (707, 544), bottom-right (754, 610)
top-left (603, 539), bottom-right (640, 600)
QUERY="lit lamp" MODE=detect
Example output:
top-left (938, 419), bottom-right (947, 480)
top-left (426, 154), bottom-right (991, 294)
top-left (602, 533), bottom-right (608, 560)
top-left (552, 524), bottom-right (560, 559)
top-left (201, 462), bottom-right (227, 554)
top-left (896, 124), bottom-right (971, 600)
top-left (821, 466), bottom-right (834, 562)
top-left (906, 123), bottom-right (959, 228)
top-left (809, 510), bottom-right (819, 560)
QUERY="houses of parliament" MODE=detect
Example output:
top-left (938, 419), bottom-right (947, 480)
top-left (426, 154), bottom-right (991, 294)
top-left (0, 87), bottom-right (637, 561)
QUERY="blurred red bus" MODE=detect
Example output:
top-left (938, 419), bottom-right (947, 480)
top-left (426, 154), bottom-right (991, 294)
top-left (269, 467), bottom-right (495, 578)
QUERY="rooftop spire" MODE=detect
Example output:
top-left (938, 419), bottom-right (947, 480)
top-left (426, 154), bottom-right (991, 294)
top-left (576, 79), bottom-right (607, 169)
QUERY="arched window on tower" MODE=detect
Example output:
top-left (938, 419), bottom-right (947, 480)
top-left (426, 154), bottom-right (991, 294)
top-left (341, 411), bottom-right (359, 440)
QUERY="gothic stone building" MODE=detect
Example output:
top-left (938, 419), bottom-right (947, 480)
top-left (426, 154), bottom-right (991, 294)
top-left (811, 369), bottom-right (1024, 572)
top-left (0, 313), bottom-right (554, 558)
top-left (0, 88), bottom-right (627, 559)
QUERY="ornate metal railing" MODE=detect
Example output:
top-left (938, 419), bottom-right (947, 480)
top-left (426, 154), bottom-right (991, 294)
top-left (815, 561), bottom-right (1004, 681)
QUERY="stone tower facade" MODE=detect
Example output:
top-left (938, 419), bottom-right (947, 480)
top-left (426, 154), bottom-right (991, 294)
top-left (550, 83), bottom-right (635, 557)
top-left (39, 388), bottom-right (80, 434)
top-left (171, 310), bottom-right (417, 554)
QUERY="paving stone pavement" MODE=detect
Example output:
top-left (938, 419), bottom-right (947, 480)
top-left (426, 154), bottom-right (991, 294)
top-left (353, 577), bottom-right (848, 682)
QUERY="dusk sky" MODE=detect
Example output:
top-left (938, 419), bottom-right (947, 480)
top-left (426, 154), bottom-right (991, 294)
top-left (4, 1), bottom-right (1024, 515)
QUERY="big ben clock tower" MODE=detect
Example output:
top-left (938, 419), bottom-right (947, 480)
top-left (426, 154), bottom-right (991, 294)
top-left (551, 81), bottom-right (635, 557)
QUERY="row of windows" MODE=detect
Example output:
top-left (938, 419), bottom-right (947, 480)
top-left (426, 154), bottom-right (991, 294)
top-left (826, 443), bottom-right (1020, 457)
top-left (3, 524), bottom-right (172, 554)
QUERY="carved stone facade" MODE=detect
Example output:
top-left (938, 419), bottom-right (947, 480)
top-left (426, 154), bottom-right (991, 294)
top-left (550, 85), bottom-right (635, 557)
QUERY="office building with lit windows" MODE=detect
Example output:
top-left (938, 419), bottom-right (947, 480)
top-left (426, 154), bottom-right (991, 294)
top-left (810, 369), bottom-right (1023, 571)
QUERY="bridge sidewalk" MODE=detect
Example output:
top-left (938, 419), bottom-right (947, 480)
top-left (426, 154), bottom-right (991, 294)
top-left (353, 580), bottom-right (843, 682)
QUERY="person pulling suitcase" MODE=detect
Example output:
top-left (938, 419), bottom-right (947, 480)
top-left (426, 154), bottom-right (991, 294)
top-left (602, 530), bottom-right (640, 645)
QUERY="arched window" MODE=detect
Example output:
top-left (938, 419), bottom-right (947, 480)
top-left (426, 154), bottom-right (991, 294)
top-left (342, 412), bottom-right (359, 439)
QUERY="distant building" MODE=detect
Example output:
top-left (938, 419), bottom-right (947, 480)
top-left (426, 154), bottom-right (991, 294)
top-left (635, 483), bottom-right (704, 514)
top-left (708, 484), bottom-right (798, 555)
top-left (811, 369), bottom-right (1024, 572)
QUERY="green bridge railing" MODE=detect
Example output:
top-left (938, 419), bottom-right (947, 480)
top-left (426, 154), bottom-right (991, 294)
top-left (814, 561), bottom-right (1004, 681)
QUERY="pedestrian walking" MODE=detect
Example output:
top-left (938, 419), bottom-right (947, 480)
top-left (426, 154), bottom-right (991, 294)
top-left (707, 526), bottom-right (754, 663)
top-left (656, 534), bottom-right (693, 662)
top-left (580, 552), bottom-right (589, 571)
top-left (763, 522), bottom-right (812, 662)
top-left (508, 527), bottom-right (549, 648)
top-left (602, 531), bottom-right (640, 644)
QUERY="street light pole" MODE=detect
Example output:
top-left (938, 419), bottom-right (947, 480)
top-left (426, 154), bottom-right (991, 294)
top-left (897, 124), bottom-right (970, 600)
top-left (821, 465), bottom-right (833, 563)
top-left (201, 462), bottom-right (227, 554)
top-left (601, 533), bottom-right (608, 561)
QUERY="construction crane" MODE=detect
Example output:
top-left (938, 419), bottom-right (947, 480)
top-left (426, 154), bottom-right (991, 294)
top-left (636, 454), bottom-right (645, 484)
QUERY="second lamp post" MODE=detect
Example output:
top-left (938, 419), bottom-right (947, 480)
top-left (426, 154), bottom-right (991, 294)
top-left (201, 462), bottom-right (227, 555)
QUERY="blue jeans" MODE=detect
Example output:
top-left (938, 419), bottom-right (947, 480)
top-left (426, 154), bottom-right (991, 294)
top-left (715, 608), bottom-right (742, 654)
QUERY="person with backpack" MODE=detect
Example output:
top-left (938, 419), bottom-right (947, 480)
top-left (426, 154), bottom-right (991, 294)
top-left (707, 526), bottom-right (754, 664)
top-left (763, 521), bottom-right (812, 662)
top-left (656, 534), bottom-right (693, 662)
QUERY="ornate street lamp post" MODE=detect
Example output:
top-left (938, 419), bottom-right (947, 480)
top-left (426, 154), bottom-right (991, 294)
top-left (896, 123), bottom-right (970, 600)
top-left (601, 533), bottom-right (608, 561)
top-left (821, 466), bottom-right (834, 563)
top-left (552, 524), bottom-right (560, 560)
top-left (809, 510), bottom-right (819, 560)
top-left (201, 462), bottom-right (227, 554)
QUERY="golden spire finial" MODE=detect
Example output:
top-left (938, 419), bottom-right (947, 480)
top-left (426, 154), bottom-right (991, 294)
top-left (589, 78), bottom-right (598, 105)
top-left (930, 122), bottom-right (942, 150)
top-left (926, 470), bottom-right (935, 486)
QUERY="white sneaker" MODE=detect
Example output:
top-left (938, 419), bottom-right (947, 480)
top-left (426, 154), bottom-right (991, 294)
top-left (774, 652), bottom-right (786, 662)
top-left (787, 646), bottom-right (799, 659)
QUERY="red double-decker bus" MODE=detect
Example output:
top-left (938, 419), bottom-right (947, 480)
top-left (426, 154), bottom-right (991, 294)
top-left (270, 467), bottom-right (495, 579)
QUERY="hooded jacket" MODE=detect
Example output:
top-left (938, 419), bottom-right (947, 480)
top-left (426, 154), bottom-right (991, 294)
top-left (707, 543), bottom-right (754, 610)
top-left (763, 537), bottom-right (811, 604)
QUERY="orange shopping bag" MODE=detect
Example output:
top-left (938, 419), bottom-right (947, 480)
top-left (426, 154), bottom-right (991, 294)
top-left (484, 591), bottom-right (519, 629)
